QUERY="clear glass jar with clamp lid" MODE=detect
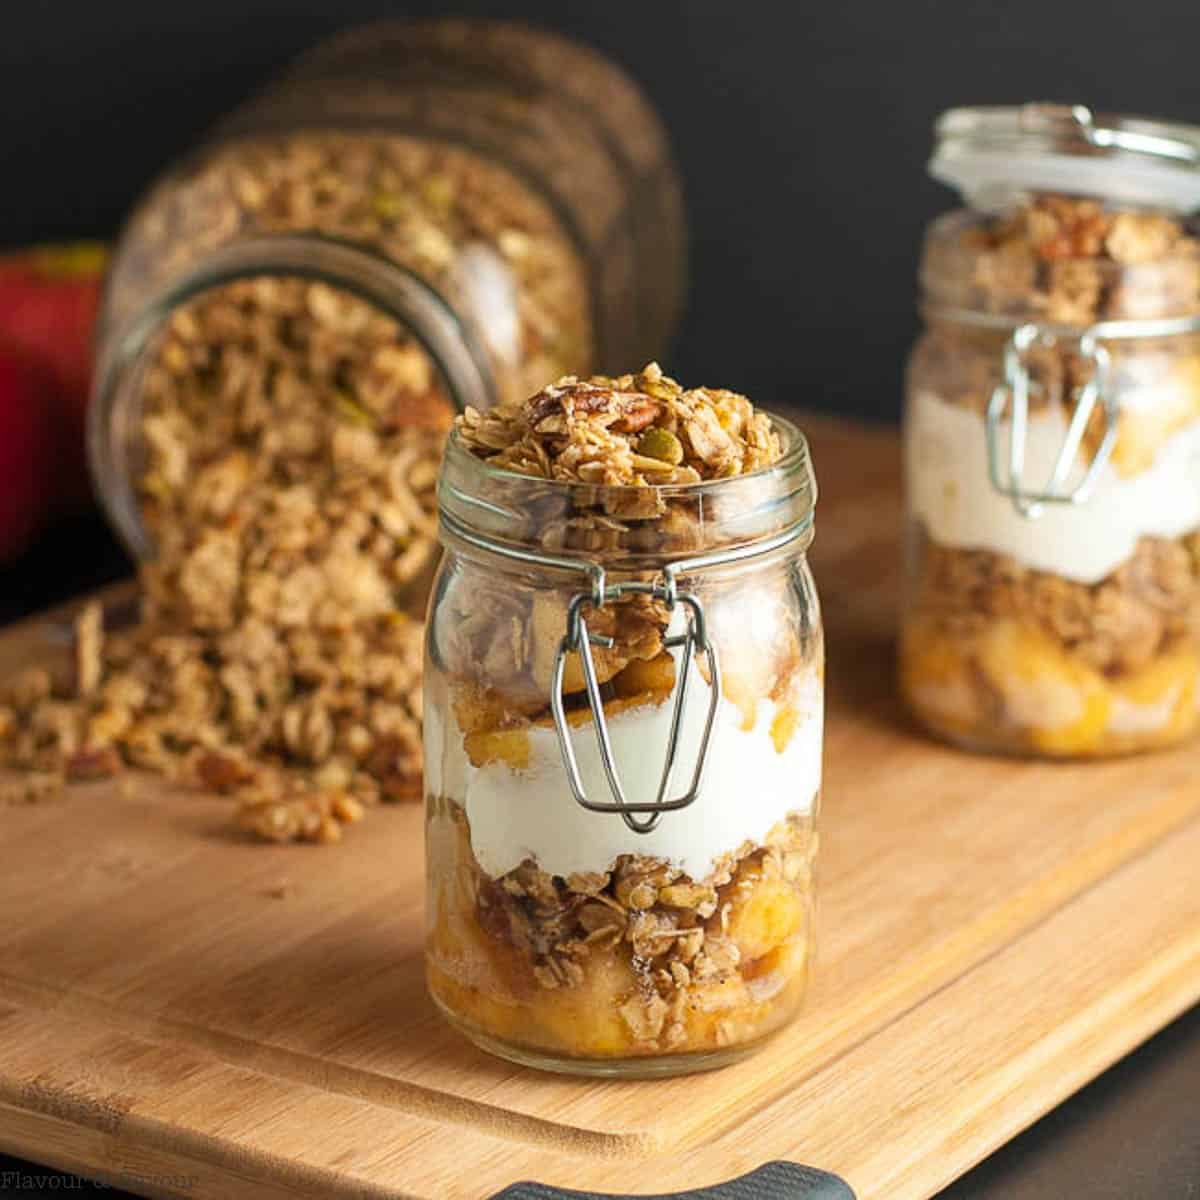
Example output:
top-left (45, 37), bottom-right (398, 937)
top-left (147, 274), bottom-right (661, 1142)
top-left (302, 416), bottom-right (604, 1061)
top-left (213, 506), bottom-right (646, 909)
top-left (902, 104), bottom-right (1200, 758)
top-left (423, 366), bottom-right (823, 1075)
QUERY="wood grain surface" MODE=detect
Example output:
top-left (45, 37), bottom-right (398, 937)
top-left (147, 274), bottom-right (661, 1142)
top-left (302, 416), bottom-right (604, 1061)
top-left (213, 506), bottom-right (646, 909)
top-left (1, 418), bottom-right (1199, 1199)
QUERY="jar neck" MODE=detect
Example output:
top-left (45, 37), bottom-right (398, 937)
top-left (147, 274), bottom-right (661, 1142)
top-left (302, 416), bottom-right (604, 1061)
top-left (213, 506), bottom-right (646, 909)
top-left (437, 414), bottom-right (816, 580)
top-left (89, 233), bottom-right (492, 559)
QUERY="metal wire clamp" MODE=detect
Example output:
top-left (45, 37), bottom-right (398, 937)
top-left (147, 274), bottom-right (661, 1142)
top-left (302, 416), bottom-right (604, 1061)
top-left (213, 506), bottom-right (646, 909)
top-left (439, 507), bottom-right (813, 835)
top-left (985, 322), bottom-right (1117, 519)
top-left (924, 306), bottom-right (1200, 521)
top-left (550, 577), bottom-right (721, 835)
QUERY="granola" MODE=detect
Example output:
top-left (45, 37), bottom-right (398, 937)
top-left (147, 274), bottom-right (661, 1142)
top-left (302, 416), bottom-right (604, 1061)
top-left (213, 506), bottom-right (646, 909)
top-left (38, 130), bottom-right (604, 837)
top-left (7, 27), bottom-right (691, 841)
top-left (912, 534), bottom-right (1200, 676)
top-left (0, 276), bottom-right (444, 839)
top-left (439, 364), bottom-right (803, 717)
top-left (456, 362), bottom-right (782, 485)
top-left (925, 195), bottom-right (1200, 325)
top-left (902, 528), bottom-right (1200, 756)
top-left (427, 798), bottom-right (816, 1059)
top-left (0, 597), bottom-right (424, 840)
top-left (3, 112), bottom-right (616, 836)
top-left (918, 198), bottom-right (1200, 471)
top-left (110, 131), bottom-right (593, 408)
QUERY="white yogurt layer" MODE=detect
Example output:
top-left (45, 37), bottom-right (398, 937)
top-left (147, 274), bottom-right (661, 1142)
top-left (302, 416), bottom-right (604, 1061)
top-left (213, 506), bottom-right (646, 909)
top-left (907, 389), bottom-right (1200, 584)
top-left (430, 661), bottom-right (822, 883)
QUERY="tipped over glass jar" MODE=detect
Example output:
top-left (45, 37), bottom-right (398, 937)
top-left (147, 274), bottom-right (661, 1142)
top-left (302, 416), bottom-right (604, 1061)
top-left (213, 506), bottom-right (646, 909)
top-left (3, 22), bottom-right (684, 840)
top-left (424, 365), bottom-right (823, 1076)
top-left (902, 104), bottom-right (1200, 758)
top-left (91, 19), bottom-right (683, 561)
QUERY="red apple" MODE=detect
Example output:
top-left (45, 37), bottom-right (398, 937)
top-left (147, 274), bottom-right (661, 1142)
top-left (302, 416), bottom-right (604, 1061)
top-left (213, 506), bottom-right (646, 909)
top-left (0, 242), bottom-right (106, 510)
top-left (0, 350), bottom-right (58, 561)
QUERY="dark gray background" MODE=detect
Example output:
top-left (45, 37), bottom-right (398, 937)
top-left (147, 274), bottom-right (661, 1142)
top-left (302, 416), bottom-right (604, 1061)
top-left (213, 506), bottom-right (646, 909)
top-left (2, 2), bottom-right (1199, 1196)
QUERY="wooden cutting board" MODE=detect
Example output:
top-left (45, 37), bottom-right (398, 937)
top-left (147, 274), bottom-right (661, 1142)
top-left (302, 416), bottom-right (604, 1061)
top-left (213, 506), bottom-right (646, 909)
top-left (2, 418), bottom-right (1200, 1200)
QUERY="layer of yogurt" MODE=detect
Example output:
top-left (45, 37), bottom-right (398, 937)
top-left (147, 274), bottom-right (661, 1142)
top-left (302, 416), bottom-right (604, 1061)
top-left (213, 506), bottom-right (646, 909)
top-left (425, 661), bottom-right (823, 883)
top-left (907, 388), bottom-right (1200, 584)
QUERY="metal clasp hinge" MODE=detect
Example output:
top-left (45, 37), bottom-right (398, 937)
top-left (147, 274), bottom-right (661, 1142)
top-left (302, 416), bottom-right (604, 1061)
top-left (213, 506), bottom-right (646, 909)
top-left (549, 573), bottom-right (721, 835)
top-left (437, 507), bottom-right (812, 837)
top-left (986, 322), bottom-right (1119, 519)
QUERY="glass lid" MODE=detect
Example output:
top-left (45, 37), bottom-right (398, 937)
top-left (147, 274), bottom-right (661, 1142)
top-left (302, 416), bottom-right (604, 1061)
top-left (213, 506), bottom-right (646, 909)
top-left (930, 103), bottom-right (1200, 212)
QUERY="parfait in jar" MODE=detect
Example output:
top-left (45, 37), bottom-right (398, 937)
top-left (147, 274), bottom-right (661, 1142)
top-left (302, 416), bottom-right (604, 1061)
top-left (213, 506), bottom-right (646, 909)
top-left (424, 364), bottom-right (823, 1075)
top-left (903, 104), bottom-right (1200, 757)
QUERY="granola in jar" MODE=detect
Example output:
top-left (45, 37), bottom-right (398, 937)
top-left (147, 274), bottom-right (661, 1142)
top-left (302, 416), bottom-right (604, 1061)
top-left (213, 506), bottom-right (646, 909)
top-left (903, 105), bottom-right (1200, 757)
top-left (425, 365), bottom-right (823, 1075)
top-left (1, 285), bottom-right (437, 837)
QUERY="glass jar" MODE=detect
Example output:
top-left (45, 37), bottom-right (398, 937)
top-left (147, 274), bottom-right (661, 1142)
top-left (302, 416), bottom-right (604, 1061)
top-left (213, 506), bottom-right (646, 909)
top-left (424, 413), bottom-right (822, 1076)
top-left (902, 104), bottom-right (1200, 758)
top-left (88, 19), bottom-right (684, 559)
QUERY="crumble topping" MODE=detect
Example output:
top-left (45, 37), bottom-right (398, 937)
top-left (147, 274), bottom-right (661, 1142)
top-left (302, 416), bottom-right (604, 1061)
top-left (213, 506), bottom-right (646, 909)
top-left (456, 362), bottom-right (783, 485)
top-left (933, 194), bottom-right (1200, 324)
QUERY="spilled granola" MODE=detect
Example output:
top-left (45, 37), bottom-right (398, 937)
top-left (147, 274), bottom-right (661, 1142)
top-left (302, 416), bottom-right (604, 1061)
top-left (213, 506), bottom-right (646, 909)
top-left (0, 280), bottom-right (445, 841)
top-left (42, 128), bottom-right (607, 839)
top-left (0, 596), bottom-right (426, 840)
top-left (1, 118), bottom-right (612, 837)
top-left (6, 27), bottom-right (695, 841)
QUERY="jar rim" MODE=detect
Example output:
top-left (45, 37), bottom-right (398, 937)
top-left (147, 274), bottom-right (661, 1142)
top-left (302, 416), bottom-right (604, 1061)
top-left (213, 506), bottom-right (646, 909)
top-left (89, 232), bottom-right (490, 560)
top-left (437, 408), bottom-right (816, 567)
